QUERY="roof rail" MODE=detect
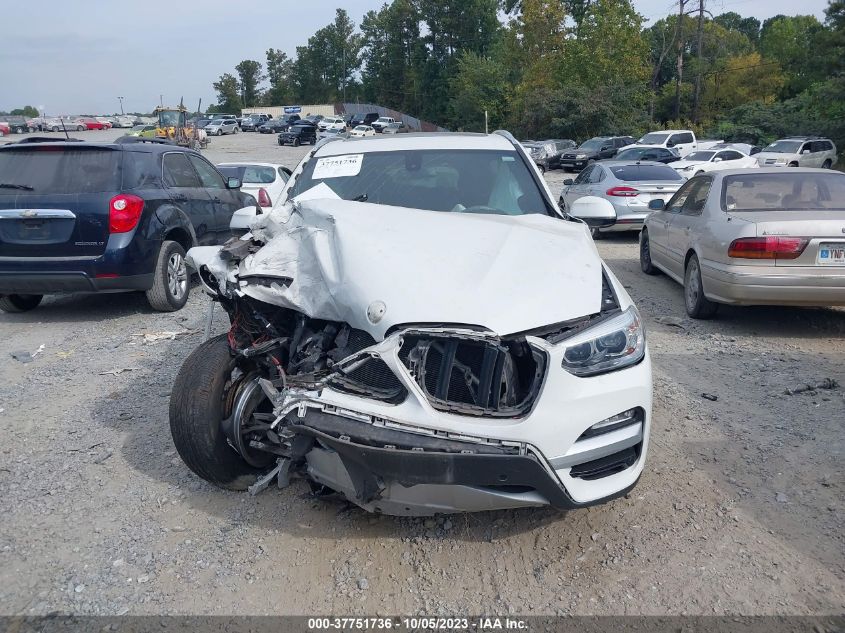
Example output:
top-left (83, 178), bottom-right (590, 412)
top-left (114, 136), bottom-right (175, 145)
top-left (15, 136), bottom-right (83, 144)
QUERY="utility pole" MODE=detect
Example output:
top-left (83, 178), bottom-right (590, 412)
top-left (117, 96), bottom-right (124, 115)
top-left (673, 0), bottom-right (686, 121)
top-left (160, 94), bottom-right (163, 107)
top-left (484, 110), bottom-right (488, 135)
top-left (692, 0), bottom-right (705, 122)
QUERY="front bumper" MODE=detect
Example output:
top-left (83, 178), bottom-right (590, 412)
top-left (561, 158), bottom-right (590, 170)
top-left (268, 328), bottom-right (651, 514)
top-left (293, 409), bottom-right (641, 515)
top-left (702, 262), bottom-right (845, 306)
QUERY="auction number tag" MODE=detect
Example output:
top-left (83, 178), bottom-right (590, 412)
top-left (313, 154), bottom-right (364, 179)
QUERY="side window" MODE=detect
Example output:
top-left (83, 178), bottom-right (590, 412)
top-left (573, 166), bottom-right (592, 184)
top-left (665, 179), bottom-right (700, 213)
top-left (189, 155), bottom-right (226, 189)
top-left (658, 149), bottom-right (671, 159)
top-left (681, 132), bottom-right (694, 144)
top-left (162, 153), bottom-right (200, 188)
top-left (589, 166), bottom-right (605, 183)
top-left (614, 138), bottom-right (626, 148)
top-left (680, 178), bottom-right (712, 216)
top-left (801, 143), bottom-right (812, 154)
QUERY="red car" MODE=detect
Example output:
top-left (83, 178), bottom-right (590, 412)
top-left (73, 117), bottom-right (108, 131)
top-left (0, 122), bottom-right (10, 137)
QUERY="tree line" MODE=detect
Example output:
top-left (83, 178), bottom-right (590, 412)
top-left (209, 0), bottom-right (845, 158)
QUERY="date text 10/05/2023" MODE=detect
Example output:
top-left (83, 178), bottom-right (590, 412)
top-left (307, 617), bottom-right (529, 630)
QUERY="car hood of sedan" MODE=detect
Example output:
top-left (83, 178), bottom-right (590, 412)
top-left (188, 198), bottom-right (603, 339)
top-left (672, 159), bottom-right (707, 169)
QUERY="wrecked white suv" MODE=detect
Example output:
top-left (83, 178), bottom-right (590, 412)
top-left (171, 131), bottom-right (652, 516)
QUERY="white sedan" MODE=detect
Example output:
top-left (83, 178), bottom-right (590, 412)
top-left (349, 125), bottom-right (375, 138)
top-left (217, 162), bottom-right (292, 210)
top-left (318, 116), bottom-right (347, 131)
top-left (673, 148), bottom-right (758, 178)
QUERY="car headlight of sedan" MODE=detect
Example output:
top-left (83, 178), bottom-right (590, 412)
top-left (561, 306), bottom-right (645, 377)
top-left (576, 154), bottom-right (587, 159)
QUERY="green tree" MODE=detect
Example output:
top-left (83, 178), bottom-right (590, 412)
top-left (448, 51), bottom-right (509, 131)
top-left (714, 11), bottom-right (761, 44)
top-left (212, 73), bottom-right (242, 112)
top-left (759, 15), bottom-right (824, 96)
top-left (235, 60), bottom-right (264, 108)
top-left (265, 49), bottom-right (294, 106)
top-left (10, 105), bottom-right (39, 118)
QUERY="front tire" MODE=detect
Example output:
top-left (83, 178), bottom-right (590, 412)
top-left (169, 334), bottom-right (265, 490)
top-left (77, 125), bottom-right (85, 131)
top-left (0, 294), bottom-right (43, 313)
top-left (684, 254), bottom-right (718, 319)
top-left (640, 230), bottom-right (659, 275)
top-left (822, 159), bottom-right (833, 169)
top-left (293, 138), bottom-right (300, 147)
top-left (146, 240), bottom-right (189, 311)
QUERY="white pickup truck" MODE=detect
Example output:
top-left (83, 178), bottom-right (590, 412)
top-left (630, 130), bottom-right (722, 158)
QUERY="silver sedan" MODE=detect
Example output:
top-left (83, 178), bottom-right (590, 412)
top-left (559, 161), bottom-right (684, 238)
top-left (640, 168), bottom-right (845, 318)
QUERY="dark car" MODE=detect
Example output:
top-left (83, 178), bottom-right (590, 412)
top-left (258, 119), bottom-right (289, 134)
top-left (527, 139), bottom-right (577, 172)
top-left (278, 122), bottom-right (317, 147)
top-left (349, 112), bottom-right (379, 127)
top-left (612, 146), bottom-right (681, 164)
top-left (2, 116), bottom-right (29, 134)
top-left (560, 136), bottom-right (635, 171)
top-left (241, 114), bottom-right (271, 132)
top-left (0, 138), bottom-right (257, 313)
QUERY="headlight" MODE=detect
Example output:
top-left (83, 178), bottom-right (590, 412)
top-left (576, 154), bottom-right (587, 159)
top-left (561, 306), bottom-right (645, 377)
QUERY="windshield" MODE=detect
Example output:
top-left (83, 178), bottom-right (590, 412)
top-left (762, 140), bottom-right (802, 154)
top-left (0, 148), bottom-right (122, 194)
top-left (130, 125), bottom-right (146, 131)
top-left (376, 117), bottom-right (391, 123)
top-left (210, 119), bottom-right (223, 125)
top-left (723, 172), bottom-right (845, 212)
top-left (290, 149), bottom-right (550, 216)
top-left (639, 133), bottom-right (670, 144)
top-left (684, 151), bottom-right (716, 162)
top-left (578, 139), bottom-right (606, 151)
top-left (609, 165), bottom-right (683, 182)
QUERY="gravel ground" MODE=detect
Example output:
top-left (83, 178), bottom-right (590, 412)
top-left (0, 128), bottom-right (843, 616)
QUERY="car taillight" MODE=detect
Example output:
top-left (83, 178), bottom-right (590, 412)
top-left (257, 188), bottom-right (272, 208)
top-left (606, 186), bottom-right (639, 197)
top-left (728, 237), bottom-right (808, 259)
top-left (109, 194), bottom-right (144, 233)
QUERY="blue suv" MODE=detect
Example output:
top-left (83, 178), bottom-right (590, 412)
top-left (0, 138), bottom-right (257, 312)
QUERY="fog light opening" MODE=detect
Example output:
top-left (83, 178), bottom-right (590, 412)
top-left (579, 407), bottom-right (643, 441)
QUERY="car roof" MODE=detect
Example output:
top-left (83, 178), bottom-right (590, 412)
top-left (315, 132), bottom-right (515, 156)
top-left (707, 167), bottom-right (841, 178)
top-left (598, 160), bottom-right (673, 167)
top-left (0, 140), bottom-right (192, 154)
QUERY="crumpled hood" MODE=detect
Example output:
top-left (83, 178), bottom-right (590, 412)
top-left (189, 199), bottom-right (604, 339)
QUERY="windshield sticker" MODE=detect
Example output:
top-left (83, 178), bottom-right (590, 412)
top-left (312, 154), bottom-right (364, 179)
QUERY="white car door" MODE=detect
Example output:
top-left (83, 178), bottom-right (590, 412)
top-left (562, 165), bottom-right (594, 209)
top-left (669, 132), bottom-right (696, 157)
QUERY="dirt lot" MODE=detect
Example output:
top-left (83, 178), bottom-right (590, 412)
top-left (0, 129), bottom-right (843, 616)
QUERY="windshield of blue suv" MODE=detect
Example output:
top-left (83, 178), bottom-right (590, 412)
top-left (290, 149), bottom-right (551, 216)
top-left (578, 139), bottom-right (607, 151)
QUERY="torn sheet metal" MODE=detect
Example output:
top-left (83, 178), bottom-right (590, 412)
top-left (187, 198), bottom-right (602, 339)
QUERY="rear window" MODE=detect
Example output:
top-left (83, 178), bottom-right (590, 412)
top-left (723, 173), bottom-right (845, 212)
top-left (0, 148), bottom-right (121, 194)
top-left (639, 133), bottom-right (670, 144)
top-left (218, 165), bottom-right (276, 184)
top-left (609, 165), bottom-right (683, 181)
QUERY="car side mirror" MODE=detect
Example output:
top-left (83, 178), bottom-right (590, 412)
top-left (648, 199), bottom-right (665, 211)
top-left (563, 178), bottom-right (574, 186)
top-left (601, 146), bottom-right (609, 151)
top-left (226, 177), bottom-right (241, 189)
top-left (666, 141), bottom-right (675, 147)
top-left (568, 196), bottom-right (616, 228)
top-left (230, 205), bottom-right (259, 236)
top-left (713, 157), bottom-right (722, 163)
top-left (801, 149), bottom-right (810, 154)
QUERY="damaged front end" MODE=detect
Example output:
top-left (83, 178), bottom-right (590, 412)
top-left (176, 199), bottom-right (648, 516)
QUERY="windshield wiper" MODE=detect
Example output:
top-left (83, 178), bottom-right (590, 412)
top-left (0, 183), bottom-right (34, 190)
top-left (352, 193), bottom-right (368, 202)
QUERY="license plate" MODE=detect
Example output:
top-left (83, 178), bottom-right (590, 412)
top-left (817, 243), bottom-right (845, 265)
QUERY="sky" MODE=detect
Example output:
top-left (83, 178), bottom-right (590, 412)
top-left (0, 0), bottom-right (832, 116)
